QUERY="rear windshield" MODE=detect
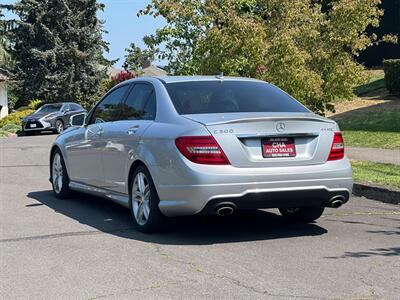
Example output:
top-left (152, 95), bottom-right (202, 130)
top-left (165, 81), bottom-right (309, 115)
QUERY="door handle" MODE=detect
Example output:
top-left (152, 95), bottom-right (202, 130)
top-left (88, 125), bottom-right (104, 136)
top-left (127, 125), bottom-right (140, 135)
top-left (97, 127), bottom-right (104, 136)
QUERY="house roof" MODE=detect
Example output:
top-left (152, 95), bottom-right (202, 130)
top-left (107, 66), bottom-right (122, 78)
top-left (141, 65), bottom-right (168, 77)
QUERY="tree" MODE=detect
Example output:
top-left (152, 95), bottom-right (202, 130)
top-left (140, 0), bottom-right (397, 114)
top-left (6, 0), bottom-right (107, 106)
top-left (123, 42), bottom-right (156, 73)
top-left (0, 8), bottom-right (13, 70)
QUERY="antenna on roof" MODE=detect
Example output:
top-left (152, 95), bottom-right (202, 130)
top-left (216, 72), bottom-right (224, 81)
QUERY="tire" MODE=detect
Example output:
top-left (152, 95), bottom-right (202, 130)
top-left (51, 149), bottom-right (71, 199)
top-left (279, 206), bottom-right (325, 223)
top-left (24, 131), bottom-right (35, 136)
top-left (129, 165), bottom-right (165, 233)
top-left (55, 119), bottom-right (64, 134)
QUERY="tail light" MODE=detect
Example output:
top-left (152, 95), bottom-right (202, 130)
top-left (175, 136), bottom-right (230, 165)
top-left (328, 132), bottom-right (345, 161)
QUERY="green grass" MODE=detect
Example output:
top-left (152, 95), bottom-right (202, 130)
top-left (354, 70), bottom-right (385, 96)
top-left (351, 160), bottom-right (400, 189)
top-left (333, 108), bottom-right (400, 149)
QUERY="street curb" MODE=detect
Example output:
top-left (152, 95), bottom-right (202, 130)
top-left (353, 183), bottom-right (400, 205)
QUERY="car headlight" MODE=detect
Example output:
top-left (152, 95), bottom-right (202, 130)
top-left (42, 116), bottom-right (53, 122)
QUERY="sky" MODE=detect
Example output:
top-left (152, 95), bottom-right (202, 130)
top-left (2, 0), bottom-right (166, 69)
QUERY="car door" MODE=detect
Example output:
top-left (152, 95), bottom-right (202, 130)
top-left (101, 83), bottom-right (156, 194)
top-left (65, 85), bottom-right (130, 187)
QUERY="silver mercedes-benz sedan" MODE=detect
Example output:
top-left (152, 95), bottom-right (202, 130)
top-left (50, 76), bottom-right (353, 232)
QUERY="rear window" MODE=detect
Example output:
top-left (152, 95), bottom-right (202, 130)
top-left (165, 81), bottom-right (309, 115)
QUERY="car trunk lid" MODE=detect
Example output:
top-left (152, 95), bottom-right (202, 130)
top-left (182, 112), bottom-right (337, 168)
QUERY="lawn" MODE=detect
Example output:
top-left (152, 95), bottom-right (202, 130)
top-left (333, 105), bottom-right (400, 149)
top-left (351, 160), bottom-right (400, 189)
top-left (353, 69), bottom-right (385, 96)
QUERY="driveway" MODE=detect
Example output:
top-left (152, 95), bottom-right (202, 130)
top-left (1, 135), bottom-right (399, 299)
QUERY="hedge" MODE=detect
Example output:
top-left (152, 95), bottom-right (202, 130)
top-left (0, 109), bottom-right (34, 128)
top-left (383, 59), bottom-right (400, 95)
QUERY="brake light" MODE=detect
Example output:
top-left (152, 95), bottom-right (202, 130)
top-left (175, 136), bottom-right (230, 165)
top-left (328, 132), bottom-right (345, 161)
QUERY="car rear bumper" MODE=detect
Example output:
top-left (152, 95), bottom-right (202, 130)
top-left (153, 158), bottom-right (353, 217)
top-left (198, 188), bottom-right (350, 214)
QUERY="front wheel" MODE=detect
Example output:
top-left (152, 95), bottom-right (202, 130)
top-left (129, 166), bottom-right (165, 233)
top-left (55, 120), bottom-right (64, 134)
top-left (279, 206), bottom-right (325, 223)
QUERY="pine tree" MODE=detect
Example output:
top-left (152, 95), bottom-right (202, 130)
top-left (8, 0), bottom-right (107, 106)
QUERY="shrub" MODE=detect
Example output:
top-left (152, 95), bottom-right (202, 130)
top-left (0, 109), bottom-right (34, 128)
top-left (27, 99), bottom-right (43, 110)
top-left (16, 106), bottom-right (29, 112)
top-left (383, 59), bottom-right (400, 95)
top-left (111, 70), bottom-right (136, 86)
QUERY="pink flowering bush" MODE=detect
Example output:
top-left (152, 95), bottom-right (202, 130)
top-left (111, 70), bottom-right (136, 85)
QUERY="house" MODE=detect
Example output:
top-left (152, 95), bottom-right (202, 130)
top-left (0, 71), bottom-right (8, 119)
top-left (141, 65), bottom-right (168, 77)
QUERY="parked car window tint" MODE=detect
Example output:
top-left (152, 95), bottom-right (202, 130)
top-left (142, 91), bottom-right (156, 120)
top-left (121, 84), bottom-right (156, 120)
top-left (165, 81), bottom-right (309, 114)
top-left (91, 85), bottom-right (130, 123)
top-left (70, 104), bottom-right (82, 111)
top-left (36, 104), bottom-right (62, 113)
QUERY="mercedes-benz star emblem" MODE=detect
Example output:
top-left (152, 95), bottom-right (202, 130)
top-left (276, 122), bottom-right (286, 132)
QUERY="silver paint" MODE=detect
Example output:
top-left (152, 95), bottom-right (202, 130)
top-left (51, 76), bottom-right (353, 217)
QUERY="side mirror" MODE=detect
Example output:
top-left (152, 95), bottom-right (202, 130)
top-left (70, 113), bottom-right (87, 127)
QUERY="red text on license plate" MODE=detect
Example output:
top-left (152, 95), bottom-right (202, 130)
top-left (262, 137), bottom-right (296, 158)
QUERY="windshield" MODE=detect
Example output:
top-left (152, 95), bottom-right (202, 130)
top-left (36, 104), bottom-right (62, 113)
top-left (165, 81), bottom-right (309, 115)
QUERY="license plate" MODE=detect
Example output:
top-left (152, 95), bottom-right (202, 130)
top-left (262, 137), bottom-right (296, 158)
top-left (30, 123), bottom-right (37, 128)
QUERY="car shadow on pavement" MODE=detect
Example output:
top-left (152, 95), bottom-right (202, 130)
top-left (324, 247), bottom-right (400, 259)
top-left (27, 190), bottom-right (328, 245)
top-left (17, 131), bottom-right (56, 137)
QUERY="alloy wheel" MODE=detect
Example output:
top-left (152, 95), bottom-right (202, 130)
top-left (131, 172), bottom-right (151, 226)
top-left (52, 153), bottom-right (63, 194)
top-left (56, 121), bottom-right (64, 133)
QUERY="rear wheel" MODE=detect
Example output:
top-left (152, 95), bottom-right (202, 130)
top-left (279, 206), bottom-right (325, 223)
top-left (51, 150), bottom-right (71, 199)
top-left (129, 166), bottom-right (165, 233)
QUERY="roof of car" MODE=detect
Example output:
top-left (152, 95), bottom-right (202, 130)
top-left (151, 75), bottom-right (265, 84)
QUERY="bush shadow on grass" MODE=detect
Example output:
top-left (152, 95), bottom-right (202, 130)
top-left (332, 100), bottom-right (400, 133)
top-left (27, 190), bottom-right (328, 246)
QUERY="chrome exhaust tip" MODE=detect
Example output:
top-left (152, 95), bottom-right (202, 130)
top-left (216, 206), bottom-right (234, 216)
top-left (329, 196), bottom-right (345, 208)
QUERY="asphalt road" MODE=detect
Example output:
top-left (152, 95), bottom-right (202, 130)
top-left (1, 134), bottom-right (399, 300)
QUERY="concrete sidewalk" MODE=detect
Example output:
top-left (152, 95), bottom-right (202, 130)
top-left (346, 146), bottom-right (400, 165)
